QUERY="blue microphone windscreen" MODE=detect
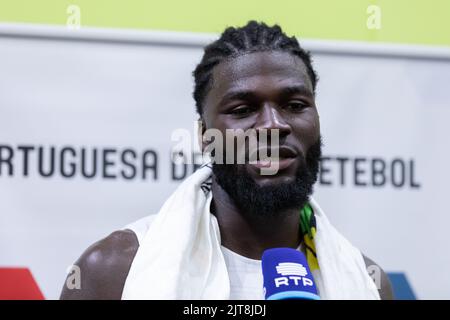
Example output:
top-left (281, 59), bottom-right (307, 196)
top-left (262, 247), bottom-right (320, 300)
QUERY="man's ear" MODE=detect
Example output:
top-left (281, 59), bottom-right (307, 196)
top-left (197, 118), bottom-right (207, 153)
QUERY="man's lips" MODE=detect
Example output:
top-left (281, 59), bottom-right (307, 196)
top-left (249, 146), bottom-right (298, 160)
top-left (250, 157), bottom-right (297, 170)
top-left (248, 146), bottom-right (298, 171)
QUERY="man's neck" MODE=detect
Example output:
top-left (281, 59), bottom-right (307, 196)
top-left (211, 179), bottom-right (302, 260)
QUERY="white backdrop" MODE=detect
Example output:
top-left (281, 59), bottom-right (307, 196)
top-left (0, 24), bottom-right (449, 299)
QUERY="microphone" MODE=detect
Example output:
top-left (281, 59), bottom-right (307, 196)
top-left (261, 247), bottom-right (320, 300)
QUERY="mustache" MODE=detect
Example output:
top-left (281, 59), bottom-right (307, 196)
top-left (209, 141), bottom-right (302, 164)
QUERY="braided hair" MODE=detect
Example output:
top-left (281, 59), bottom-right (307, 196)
top-left (193, 20), bottom-right (318, 116)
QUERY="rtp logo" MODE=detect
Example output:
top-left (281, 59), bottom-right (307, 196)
top-left (274, 262), bottom-right (313, 288)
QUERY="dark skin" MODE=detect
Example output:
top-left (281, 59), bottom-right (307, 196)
top-left (203, 51), bottom-right (319, 260)
top-left (60, 51), bottom-right (394, 300)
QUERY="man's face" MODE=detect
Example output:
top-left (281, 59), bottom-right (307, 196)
top-left (202, 50), bottom-right (321, 216)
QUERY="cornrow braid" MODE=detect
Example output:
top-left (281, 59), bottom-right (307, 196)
top-left (192, 20), bottom-right (318, 116)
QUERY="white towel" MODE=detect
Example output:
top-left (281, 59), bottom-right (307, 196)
top-left (121, 164), bottom-right (380, 300)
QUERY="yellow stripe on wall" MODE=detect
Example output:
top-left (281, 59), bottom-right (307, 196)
top-left (1, 0), bottom-right (449, 47)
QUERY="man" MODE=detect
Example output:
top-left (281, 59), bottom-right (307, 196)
top-left (60, 21), bottom-right (393, 300)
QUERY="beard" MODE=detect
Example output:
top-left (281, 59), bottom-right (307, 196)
top-left (212, 135), bottom-right (323, 218)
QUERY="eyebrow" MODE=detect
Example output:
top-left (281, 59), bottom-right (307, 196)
top-left (218, 91), bottom-right (257, 106)
top-left (218, 85), bottom-right (313, 106)
top-left (279, 85), bottom-right (314, 98)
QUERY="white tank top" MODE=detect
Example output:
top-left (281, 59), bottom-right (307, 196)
top-left (221, 243), bottom-right (305, 300)
top-left (220, 245), bottom-right (265, 300)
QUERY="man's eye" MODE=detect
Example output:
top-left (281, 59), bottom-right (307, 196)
top-left (230, 106), bottom-right (253, 116)
top-left (286, 101), bottom-right (308, 111)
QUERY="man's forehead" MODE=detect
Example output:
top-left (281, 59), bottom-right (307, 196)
top-left (208, 51), bottom-right (312, 102)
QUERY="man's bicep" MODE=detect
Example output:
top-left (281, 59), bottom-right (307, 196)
top-left (363, 254), bottom-right (394, 300)
top-left (60, 230), bottom-right (139, 300)
top-left (60, 242), bottom-right (111, 299)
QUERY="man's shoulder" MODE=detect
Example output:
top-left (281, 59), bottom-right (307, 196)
top-left (60, 229), bottom-right (139, 300)
top-left (362, 254), bottom-right (394, 300)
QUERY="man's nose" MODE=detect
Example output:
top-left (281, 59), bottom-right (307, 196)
top-left (254, 104), bottom-right (291, 139)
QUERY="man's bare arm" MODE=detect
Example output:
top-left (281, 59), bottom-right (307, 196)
top-left (60, 229), bottom-right (139, 300)
top-left (363, 254), bottom-right (394, 300)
